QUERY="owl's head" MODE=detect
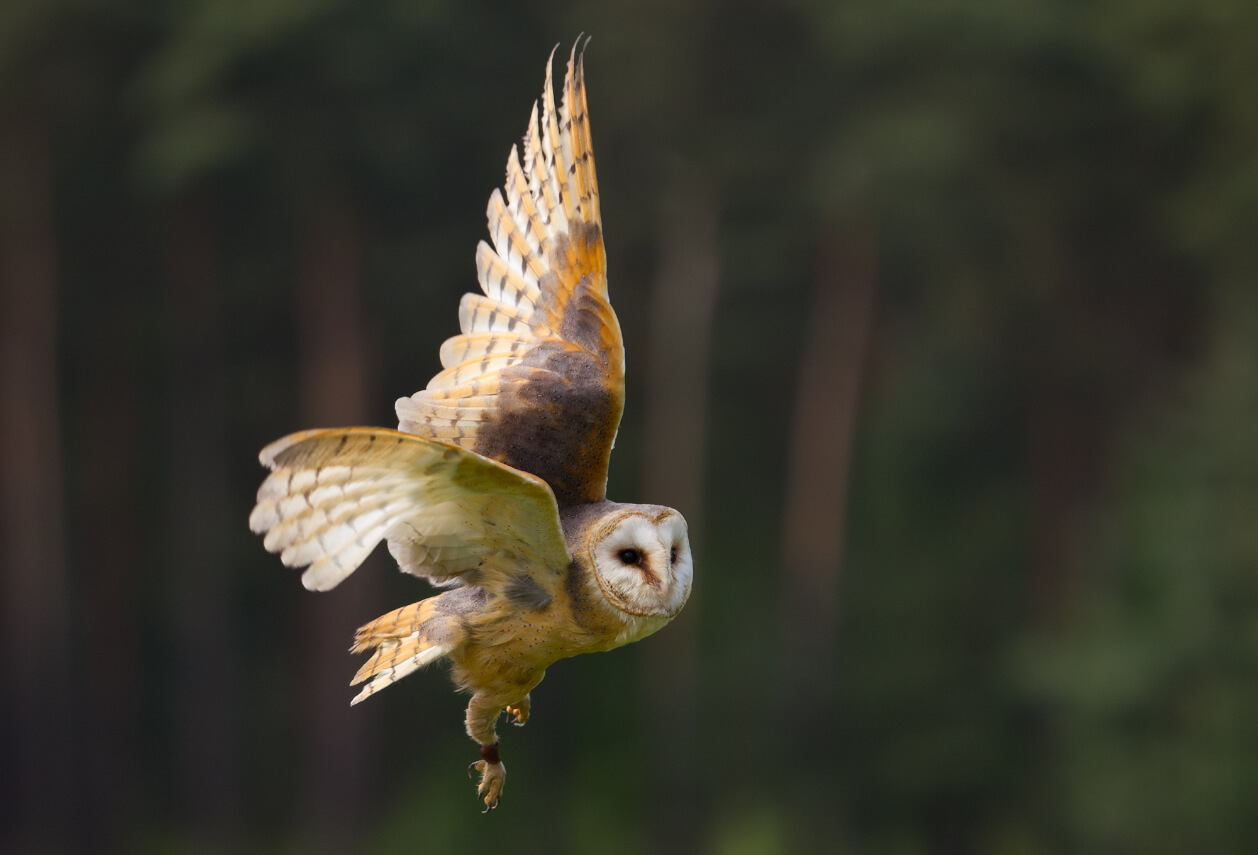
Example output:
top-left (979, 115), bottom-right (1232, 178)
top-left (585, 506), bottom-right (692, 626)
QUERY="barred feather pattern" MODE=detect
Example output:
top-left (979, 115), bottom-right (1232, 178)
top-left (248, 427), bottom-right (571, 593)
top-left (396, 43), bottom-right (621, 469)
top-left (349, 598), bottom-right (463, 705)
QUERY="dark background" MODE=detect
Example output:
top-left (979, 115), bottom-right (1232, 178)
top-left (3, 1), bottom-right (1256, 852)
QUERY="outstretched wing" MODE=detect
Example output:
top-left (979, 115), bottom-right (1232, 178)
top-left (396, 44), bottom-right (624, 507)
top-left (249, 428), bottom-right (572, 593)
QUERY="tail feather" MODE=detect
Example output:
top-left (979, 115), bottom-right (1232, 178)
top-left (349, 596), bottom-right (465, 705)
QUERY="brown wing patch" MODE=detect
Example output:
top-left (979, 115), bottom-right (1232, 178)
top-left (473, 345), bottom-right (620, 506)
top-left (396, 44), bottom-right (624, 506)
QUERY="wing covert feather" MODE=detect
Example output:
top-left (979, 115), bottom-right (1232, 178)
top-left (249, 428), bottom-right (571, 592)
top-left (396, 44), bottom-right (624, 506)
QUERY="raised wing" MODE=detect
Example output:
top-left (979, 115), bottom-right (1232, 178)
top-left (396, 44), bottom-right (624, 507)
top-left (249, 428), bottom-right (572, 592)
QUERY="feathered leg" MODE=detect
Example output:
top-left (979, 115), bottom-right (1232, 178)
top-left (466, 693), bottom-right (507, 811)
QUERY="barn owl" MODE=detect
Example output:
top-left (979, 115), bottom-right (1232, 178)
top-left (249, 44), bottom-right (693, 811)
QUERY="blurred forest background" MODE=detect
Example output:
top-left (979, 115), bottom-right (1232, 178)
top-left (2, 0), bottom-right (1257, 853)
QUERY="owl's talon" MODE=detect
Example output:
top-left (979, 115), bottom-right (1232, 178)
top-left (505, 696), bottom-right (530, 727)
top-left (470, 746), bottom-right (505, 811)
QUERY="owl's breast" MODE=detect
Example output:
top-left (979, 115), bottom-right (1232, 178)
top-left (450, 569), bottom-right (614, 695)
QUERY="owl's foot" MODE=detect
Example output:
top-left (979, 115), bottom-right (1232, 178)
top-left (468, 743), bottom-right (505, 812)
top-left (504, 695), bottom-right (530, 726)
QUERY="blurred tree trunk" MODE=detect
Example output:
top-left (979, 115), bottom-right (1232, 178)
top-left (0, 110), bottom-right (71, 853)
top-left (639, 170), bottom-right (718, 853)
top-left (1027, 370), bottom-right (1098, 626)
top-left (1018, 221), bottom-right (1102, 629)
top-left (77, 262), bottom-right (142, 851)
top-left (166, 196), bottom-right (241, 846)
top-left (778, 216), bottom-right (876, 752)
top-left (295, 195), bottom-right (375, 851)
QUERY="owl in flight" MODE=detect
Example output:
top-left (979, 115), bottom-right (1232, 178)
top-left (249, 44), bottom-right (693, 811)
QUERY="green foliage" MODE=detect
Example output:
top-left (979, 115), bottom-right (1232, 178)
top-left (1017, 298), bottom-right (1258, 853)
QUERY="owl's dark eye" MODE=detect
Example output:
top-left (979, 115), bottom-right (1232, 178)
top-left (618, 548), bottom-right (641, 565)
top-left (670, 547), bottom-right (678, 565)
